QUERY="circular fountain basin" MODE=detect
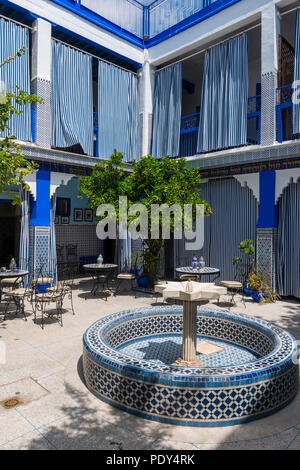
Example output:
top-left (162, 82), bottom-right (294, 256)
top-left (83, 306), bottom-right (299, 427)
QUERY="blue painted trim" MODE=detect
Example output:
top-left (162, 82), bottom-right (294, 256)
top-left (0, 0), bottom-right (141, 70)
top-left (147, 0), bottom-right (242, 46)
top-left (29, 169), bottom-right (51, 227)
top-left (48, 0), bottom-right (241, 48)
top-left (257, 171), bottom-right (279, 229)
top-left (49, 0), bottom-right (145, 47)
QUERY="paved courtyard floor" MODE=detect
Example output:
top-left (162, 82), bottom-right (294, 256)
top-left (0, 277), bottom-right (300, 450)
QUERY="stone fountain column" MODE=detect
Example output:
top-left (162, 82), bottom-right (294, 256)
top-left (182, 300), bottom-right (198, 363)
top-left (155, 280), bottom-right (227, 366)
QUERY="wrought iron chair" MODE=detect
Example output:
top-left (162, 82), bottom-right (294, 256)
top-left (2, 273), bottom-right (33, 322)
top-left (32, 259), bottom-right (55, 290)
top-left (66, 244), bottom-right (79, 276)
top-left (32, 278), bottom-right (67, 329)
top-left (220, 263), bottom-right (248, 306)
top-left (47, 264), bottom-right (75, 315)
top-left (114, 271), bottom-right (137, 297)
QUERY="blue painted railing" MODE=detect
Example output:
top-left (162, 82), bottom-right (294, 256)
top-left (276, 84), bottom-right (295, 143)
top-left (179, 95), bottom-right (262, 157)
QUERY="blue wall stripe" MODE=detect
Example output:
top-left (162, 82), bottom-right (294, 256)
top-left (29, 169), bottom-right (51, 227)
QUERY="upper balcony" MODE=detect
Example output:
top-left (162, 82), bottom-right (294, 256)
top-left (49, 0), bottom-right (243, 47)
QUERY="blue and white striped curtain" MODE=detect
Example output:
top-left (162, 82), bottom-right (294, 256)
top-left (174, 178), bottom-right (258, 281)
top-left (119, 224), bottom-right (132, 272)
top-left (19, 187), bottom-right (30, 285)
top-left (49, 195), bottom-right (57, 284)
top-left (277, 180), bottom-right (300, 298)
top-left (293, 10), bottom-right (300, 135)
top-left (151, 63), bottom-right (182, 159)
top-left (97, 61), bottom-right (140, 162)
top-left (0, 18), bottom-right (32, 141)
top-left (52, 41), bottom-right (93, 155)
top-left (197, 34), bottom-right (248, 153)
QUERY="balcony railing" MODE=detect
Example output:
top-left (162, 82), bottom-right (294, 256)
top-left (179, 95), bottom-right (262, 157)
top-left (276, 84), bottom-right (300, 143)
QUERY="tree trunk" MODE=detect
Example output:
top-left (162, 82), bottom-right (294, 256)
top-left (144, 239), bottom-right (165, 288)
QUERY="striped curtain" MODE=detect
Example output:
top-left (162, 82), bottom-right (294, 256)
top-left (19, 187), bottom-right (30, 286)
top-left (293, 10), bottom-right (300, 135)
top-left (277, 181), bottom-right (300, 298)
top-left (97, 61), bottom-right (140, 162)
top-left (174, 178), bottom-right (258, 281)
top-left (52, 41), bottom-right (93, 155)
top-left (0, 18), bottom-right (32, 141)
top-left (49, 195), bottom-right (57, 284)
top-left (197, 34), bottom-right (248, 153)
top-left (119, 225), bottom-right (132, 272)
top-left (151, 63), bottom-right (182, 159)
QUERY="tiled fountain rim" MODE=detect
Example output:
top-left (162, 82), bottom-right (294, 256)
top-left (83, 306), bottom-right (298, 384)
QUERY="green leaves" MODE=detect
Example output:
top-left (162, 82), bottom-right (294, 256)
top-left (0, 48), bottom-right (43, 204)
top-left (79, 152), bottom-right (211, 287)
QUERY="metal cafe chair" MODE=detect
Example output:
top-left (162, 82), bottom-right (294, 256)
top-left (47, 263), bottom-right (75, 316)
top-left (220, 263), bottom-right (248, 306)
top-left (32, 278), bottom-right (68, 329)
top-left (2, 273), bottom-right (33, 322)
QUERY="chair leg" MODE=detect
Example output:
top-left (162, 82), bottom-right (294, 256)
top-left (20, 298), bottom-right (27, 322)
top-left (70, 291), bottom-right (75, 315)
top-left (3, 299), bottom-right (11, 321)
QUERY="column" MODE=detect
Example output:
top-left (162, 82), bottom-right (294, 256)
top-left (260, 4), bottom-right (280, 146)
top-left (29, 169), bottom-right (51, 277)
top-left (256, 170), bottom-right (278, 289)
top-left (31, 18), bottom-right (52, 148)
top-left (139, 50), bottom-right (155, 156)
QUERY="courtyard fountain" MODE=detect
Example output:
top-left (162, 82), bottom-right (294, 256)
top-left (83, 281), bottom-right (298, 427)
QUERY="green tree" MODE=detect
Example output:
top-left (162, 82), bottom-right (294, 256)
top-left (0, 47), bottom-right (43, 204)
top-left (79, 151), bottom-right (211, 287)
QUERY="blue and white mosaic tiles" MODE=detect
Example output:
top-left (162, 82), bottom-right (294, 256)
top-left (117, 335), bottom-right (259, 368)
top-left (83, 306), bottom-right (299, 427)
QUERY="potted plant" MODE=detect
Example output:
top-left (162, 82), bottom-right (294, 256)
top-left (247, 269), bottom-right (280, 303)
top-left (232, 239), bottom-right (255, 295)
top-left (136, 245), bottom-right (156, 289)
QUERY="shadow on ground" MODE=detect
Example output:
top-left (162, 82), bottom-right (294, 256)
top-left (27, 356), bottom-right (175, 450)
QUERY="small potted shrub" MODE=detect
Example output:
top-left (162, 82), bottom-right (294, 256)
top-left (247, 269), bottom-right (280, 303)
top-left (232, 239), bottom-right (255, 295)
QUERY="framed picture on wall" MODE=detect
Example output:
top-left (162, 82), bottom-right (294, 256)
top-left (54, 216), bottom-right (59, 224)
top-left (74, 208), bottom-right (83, 222)
top-left (61, 216), bottom-right (69, 225)
top-left (84, 209), bottom-right (93, 222)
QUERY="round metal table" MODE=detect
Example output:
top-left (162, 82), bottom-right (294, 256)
top-left (83, 264), bottom-right (118, 299)
top-left (0, 270), bottom-right (29, 302)
top-left (176, 266), bottom-right (220, 283)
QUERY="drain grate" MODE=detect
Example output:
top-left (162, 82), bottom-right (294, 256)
top-left (0, 397), bottom-right (24, 410)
